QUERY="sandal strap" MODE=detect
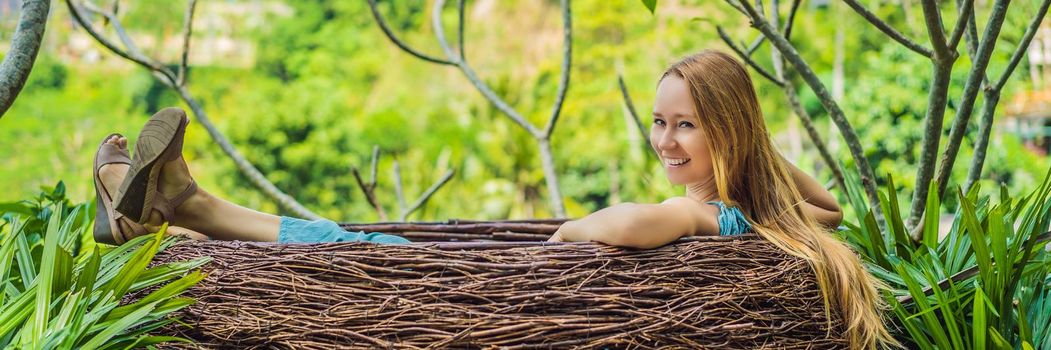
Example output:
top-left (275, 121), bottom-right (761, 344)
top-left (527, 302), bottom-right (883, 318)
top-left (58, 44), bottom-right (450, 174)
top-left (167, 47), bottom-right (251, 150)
top-left (152, 180), bottom-right (198, 223)
top-left (95, 143), bottom-right (131, 172)
top-left (112, 211), bottom-right (149, 244)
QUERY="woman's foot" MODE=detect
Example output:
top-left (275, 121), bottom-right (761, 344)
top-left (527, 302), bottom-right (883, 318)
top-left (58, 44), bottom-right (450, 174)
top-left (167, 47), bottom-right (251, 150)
top-left (100, 135), bottom-right (209, 241)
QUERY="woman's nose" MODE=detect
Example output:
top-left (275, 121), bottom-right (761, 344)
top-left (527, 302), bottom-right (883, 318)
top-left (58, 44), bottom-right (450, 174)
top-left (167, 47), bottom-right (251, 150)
top-left (654, 129), bottom-right (677, 150)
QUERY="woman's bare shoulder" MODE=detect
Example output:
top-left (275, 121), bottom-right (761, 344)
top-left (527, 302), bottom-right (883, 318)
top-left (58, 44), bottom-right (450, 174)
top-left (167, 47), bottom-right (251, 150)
top-left (659, 197), bottom-right (721, 236)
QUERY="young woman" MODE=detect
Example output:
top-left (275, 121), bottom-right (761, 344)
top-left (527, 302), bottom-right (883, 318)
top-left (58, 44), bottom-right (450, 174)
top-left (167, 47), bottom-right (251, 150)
top-left (548, 50), bottom-right (894, 349)
top-left (93, 50), bottom-right (891, 348)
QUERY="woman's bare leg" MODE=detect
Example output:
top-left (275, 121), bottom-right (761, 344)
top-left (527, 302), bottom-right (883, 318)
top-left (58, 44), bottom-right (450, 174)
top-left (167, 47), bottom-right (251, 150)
top-left (113, 135), bottom-right (282, 242)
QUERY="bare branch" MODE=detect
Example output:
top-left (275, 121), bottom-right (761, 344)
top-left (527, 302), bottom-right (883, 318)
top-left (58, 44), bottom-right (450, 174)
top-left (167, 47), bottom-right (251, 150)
top-left (928, 0), bottom-right (1010, 211)
top-left (542, 0), bottom-right (572, 138)
top-left (745, 35), bottom-right (765, 55)
top-left (178, 0), bottom-right (198, 87)
top-left (919, 0), bottom-right (953, 60)
top-left (905, 0), bottom-right (980, 233)
top-left (717, 26), bottom-right (784, 87)
top-left (0, 0), bottom-right (49, 119)
top-left (67, 1), bottom-right (176, 85)
top-left (538, 139), bottom-right (566, 217)
top-left (617, 75), bottom-right (648, 141)
top-left (393, 160), bottom-right (407, 214)
top-left (967, 0), bottom-right (1051, 190)
top-left (947, 0), bottom-right (974, 51)
top-left (429, 0), bottom-right (543, 137)
top-left (965, 94), bottom-right (1001, 191)
top-left (403, 169), bottom-right (456, 221)
top-left (370, 145), bottom-right (380, 190)
top-left (782, 0), bottom-right (801, 40)
top-left (733, 0), bottom-right (882, 220)
top-left (994, 0), bottom-right (1051, 91)
top-left (366, 0), bottom-right (456, 66)
top-left (69, 0), bottom-right (321, 220)
top-left (457, 0), bottom-right (466, 62)
top-left (352, 168), bottom-right (389, 221)
top-left (767, 0), bottom-right (844, 192)
top-left (373, 0), bottom-right (567, 216)
top-left (843, 0), bottom-right (934, 58)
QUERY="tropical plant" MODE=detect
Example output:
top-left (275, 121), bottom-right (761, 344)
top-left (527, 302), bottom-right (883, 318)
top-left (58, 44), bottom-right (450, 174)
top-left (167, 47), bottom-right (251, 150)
top-left (0, 182), bottom-right (209, 349)
top-left (839, 166), bottom-right (1051, 348)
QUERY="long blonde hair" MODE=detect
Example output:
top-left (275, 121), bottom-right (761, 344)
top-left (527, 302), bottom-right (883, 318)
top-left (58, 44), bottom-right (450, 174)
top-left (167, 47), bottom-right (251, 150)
top-left (662, 50), bottom-right (896, 349)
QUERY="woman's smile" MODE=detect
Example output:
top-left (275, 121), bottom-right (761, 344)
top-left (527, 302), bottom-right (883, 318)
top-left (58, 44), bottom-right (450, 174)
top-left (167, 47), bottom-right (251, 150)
top-left (663, 157), bottom-right (691, 167)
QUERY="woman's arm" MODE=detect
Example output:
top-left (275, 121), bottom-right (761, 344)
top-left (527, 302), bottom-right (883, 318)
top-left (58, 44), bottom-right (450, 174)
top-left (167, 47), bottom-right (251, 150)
top-left (547, 197), bottom-right (720, 249)
top-left (783, 158), bottom-right (843, 229)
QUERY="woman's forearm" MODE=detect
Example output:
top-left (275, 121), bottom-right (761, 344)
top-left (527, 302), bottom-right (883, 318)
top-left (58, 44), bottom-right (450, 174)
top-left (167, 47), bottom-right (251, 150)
top-left (783, 158), bottom-right (843, 228)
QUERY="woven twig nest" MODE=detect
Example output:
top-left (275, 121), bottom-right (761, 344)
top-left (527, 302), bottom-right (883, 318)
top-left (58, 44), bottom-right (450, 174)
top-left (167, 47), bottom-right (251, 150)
top-left (153, 220), bottom-right (846, 349)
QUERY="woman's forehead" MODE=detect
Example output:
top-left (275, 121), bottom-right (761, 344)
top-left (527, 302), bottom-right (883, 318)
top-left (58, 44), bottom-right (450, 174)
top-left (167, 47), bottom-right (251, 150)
top-left (654, 76), bottom-right (695, 117)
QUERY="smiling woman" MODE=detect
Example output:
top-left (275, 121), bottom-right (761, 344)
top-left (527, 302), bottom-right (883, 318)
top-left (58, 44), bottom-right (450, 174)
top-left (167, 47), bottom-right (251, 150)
top-left (548, 49), bottom-right (897, 349)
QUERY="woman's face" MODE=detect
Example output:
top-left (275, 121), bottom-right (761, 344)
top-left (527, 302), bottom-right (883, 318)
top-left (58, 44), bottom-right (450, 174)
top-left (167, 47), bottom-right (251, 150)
top-left (651, 75), bottom-right (714, 185)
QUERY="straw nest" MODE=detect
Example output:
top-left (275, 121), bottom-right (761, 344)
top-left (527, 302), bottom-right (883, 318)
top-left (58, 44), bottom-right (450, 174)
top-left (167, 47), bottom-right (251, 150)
top-left (150, 220), bottom-right (846, 349)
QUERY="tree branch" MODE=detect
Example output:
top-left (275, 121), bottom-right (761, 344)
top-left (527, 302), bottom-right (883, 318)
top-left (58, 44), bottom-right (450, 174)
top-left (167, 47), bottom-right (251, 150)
top-left (457, 0), bottom-right (466, 62)
top-left (843, 0), bottom-right (933, 58)
top-left (904, 0), bottom-right (969, 233)
top-left (717, 26), bottom-right (784, 87)
top-left (542, 0), bottom-right (572, 139)
top-left (0, 0), bottom-right (49, 119)
top-left (403, 169), bottom-right (456, 221)
top-left (392, 160), bottom-right (407, 214)
top-left (177, 0), bottom-right (197, 87)
top-left (967, 0), bottom-right (1051, 190)
top-left (782, 0), bottom-right (801, 40)
top-left (920, 0), bottom-right (952, 60)
top-left (931, 0), bottom-right (1010, 203)
top-left (733, 0), bottom-right (884, 227)
top-left (947, 0), bottom-right (974, 51)
top-left (617, 75), bottom-right (648, 141)
top-left (994, 0), bottom-right (1050, 92)
top-left (365, 0), bottom-right (456, 66)
top-left (767, 0), bottom-right (844, 192)
top-left (428, 0), bottom-right (543, 137)
top-left (67, 1), bottom-right (175, 85)
top-left (69, 0), bottom-right (321, 220)
top-left (352, 167), bottom-right (388, 221)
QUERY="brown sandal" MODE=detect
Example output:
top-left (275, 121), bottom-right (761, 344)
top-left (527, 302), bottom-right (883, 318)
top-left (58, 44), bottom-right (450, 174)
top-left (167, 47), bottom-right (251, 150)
top-left (93, 133), bottom-right (151, 245)
top-left (115, 107), bottom-right (198, 224)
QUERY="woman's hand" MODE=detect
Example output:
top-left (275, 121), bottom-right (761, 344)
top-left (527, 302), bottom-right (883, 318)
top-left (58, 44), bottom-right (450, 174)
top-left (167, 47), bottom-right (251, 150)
top-left (547, 220), bottom-right (578, 243)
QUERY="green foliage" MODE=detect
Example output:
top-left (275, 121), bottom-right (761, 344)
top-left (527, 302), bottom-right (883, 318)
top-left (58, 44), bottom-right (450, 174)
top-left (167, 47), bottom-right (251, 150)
top-left (0, 1), bottom-right (1045, 224)
top-left (0, 183), bottom-right (209, 349)
top-left (840, 166), bottom-right (1051, 348)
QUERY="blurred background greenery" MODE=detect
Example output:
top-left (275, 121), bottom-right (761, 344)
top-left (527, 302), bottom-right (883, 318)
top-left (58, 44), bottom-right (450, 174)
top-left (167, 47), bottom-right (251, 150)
top-left (0, 0), bottom-right (1046, 222)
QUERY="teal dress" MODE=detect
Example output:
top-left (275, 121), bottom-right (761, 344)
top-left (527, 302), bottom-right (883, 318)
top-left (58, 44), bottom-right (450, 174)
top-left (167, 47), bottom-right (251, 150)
top-left (277, 217), bottom-right (410, 244)
top-left (707, 201), bottom-right (753, 236)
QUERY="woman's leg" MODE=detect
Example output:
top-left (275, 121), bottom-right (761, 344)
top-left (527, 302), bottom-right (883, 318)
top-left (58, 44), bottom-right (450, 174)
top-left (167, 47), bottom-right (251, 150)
top-left (109, 135), bottom-right (281, 242)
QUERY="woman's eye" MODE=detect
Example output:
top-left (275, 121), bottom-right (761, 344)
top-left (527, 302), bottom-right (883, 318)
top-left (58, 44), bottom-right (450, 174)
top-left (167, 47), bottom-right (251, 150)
top-left (678, 121), bottom-right (694, 128)
top-left (653, 119), bottom-right (666, 126)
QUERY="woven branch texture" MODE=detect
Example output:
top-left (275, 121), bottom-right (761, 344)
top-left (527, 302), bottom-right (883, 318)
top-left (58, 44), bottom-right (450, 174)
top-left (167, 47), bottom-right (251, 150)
top-left (152, 222), bottom-right (846, 349)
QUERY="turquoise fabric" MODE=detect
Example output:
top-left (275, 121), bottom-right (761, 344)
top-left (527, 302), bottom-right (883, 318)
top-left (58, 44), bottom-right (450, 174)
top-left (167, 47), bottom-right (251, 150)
top-left (277, 217), bottom-right (411, 244)
top-left (706, 201), bottom-right (753, 236)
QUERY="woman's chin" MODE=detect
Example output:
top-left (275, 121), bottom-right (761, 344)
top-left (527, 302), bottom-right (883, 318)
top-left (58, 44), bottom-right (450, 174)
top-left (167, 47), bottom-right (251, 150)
top-left (665, 176), bottom-right (690, 185)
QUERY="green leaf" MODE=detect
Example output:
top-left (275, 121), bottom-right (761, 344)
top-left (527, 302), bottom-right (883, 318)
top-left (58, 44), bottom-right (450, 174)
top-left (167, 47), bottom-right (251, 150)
top-left (641, 0), bottom-right (657, 14)
top-left (974, 287), bottom-right (986, 349)
top-left (31, 207), bottom-right (65, 347)
top-left (80, 301), bottom-right (160, 349)
top-left (922, 181), bottom-right (940, 249)
top-left (101, 225), bottom-right (166, 298)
